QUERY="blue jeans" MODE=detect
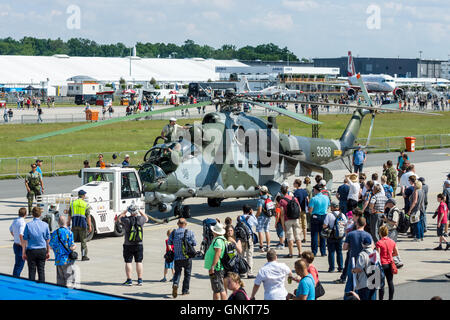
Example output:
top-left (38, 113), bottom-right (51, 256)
top-left (354, 164), bottom-right (363, 173)
top-left (344, 259), bottom-right (354, 295)
top-left (310, 214), bottom-right (326, 256)
top-left (13, 243), bottom-right (25, 277)
top-left (327, 239), bottom-right (343, 271)
top-left (172, 259), bottom-right (192, 293)
top-left (421, 210), bottom-right (427, 232)
top-left (413, 217), bottom-right (424, 240)
top-left (357, 287), bottom-right (377, 300)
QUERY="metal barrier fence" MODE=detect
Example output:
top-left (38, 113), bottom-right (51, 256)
top-left (357, 134), bottom-right (450, 152)
top-left (1, 134), bottom-right (449, 179)
top-left (0, 150), bottom-right (148, 178)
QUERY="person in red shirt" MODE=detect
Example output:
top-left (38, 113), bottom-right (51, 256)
top-left (376, 225), bottom-right (399, 300)
top-left (433, 194), bottom-right (449, 251)
top-left (161, 229), bottom-right (175, 282)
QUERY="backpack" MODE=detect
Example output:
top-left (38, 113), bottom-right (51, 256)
top-left (383, 184), bottom-right (393, 199)
top-left (262, 198), bottom-right (275, 217)
top-left (128, 216), bottom-right (143, 243)
top-left (182, 229), bottom-right (197, 259)
top-left (361, 249), bottom-right (385, 290)
top-left (282, 196), bottom-right (300, 219)
top-left (222, 241), bottom-right (250, 274)
top-left (397, 210), bottom-right (410, 233)
top-left (235, 219), bottom-right (251, 244)
top-left (331, 212), bottom-right (346, 240)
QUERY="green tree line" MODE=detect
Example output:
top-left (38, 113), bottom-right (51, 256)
top-left (0, 37), bottom-right (306, 62)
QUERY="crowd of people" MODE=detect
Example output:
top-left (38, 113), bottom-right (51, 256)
top-left (8, 150), bottom-right (450, 300)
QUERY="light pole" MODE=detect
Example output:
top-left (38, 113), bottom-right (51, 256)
top-left (418, 50), bottom-right (423, 77)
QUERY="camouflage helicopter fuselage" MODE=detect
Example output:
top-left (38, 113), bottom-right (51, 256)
top-left (140, 108), bottom-right (369, 211)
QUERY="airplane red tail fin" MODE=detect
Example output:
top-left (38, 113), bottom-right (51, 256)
top-left (347, 51), bottom-right (356, 77)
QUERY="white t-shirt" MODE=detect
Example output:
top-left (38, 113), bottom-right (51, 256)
top-left (254, 261), bottom-right (291, 300)
top-left (347, 181), bottom-right (360, 202)
top-left (400, 172), bottom-right (418, 188)
top-left (9, 217), bottom-right (26, 245)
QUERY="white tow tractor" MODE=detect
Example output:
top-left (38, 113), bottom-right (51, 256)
top-left (38, 167), bottom-right (145, 241)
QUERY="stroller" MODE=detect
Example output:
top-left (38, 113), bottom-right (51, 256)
top-left (200, 218), bottom-right (217, 259)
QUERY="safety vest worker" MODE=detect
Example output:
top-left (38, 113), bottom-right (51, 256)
top-left (68, 190), bottom-right (92, 261)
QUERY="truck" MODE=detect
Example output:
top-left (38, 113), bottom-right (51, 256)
top-left (38, 167), bottom-right (145, 241)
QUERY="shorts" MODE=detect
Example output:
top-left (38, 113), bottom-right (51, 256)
top-left (256, 214), bottom-right (271, 233)
top-left (209, 269), bottom-right (225, 293)
top-left (123, 244), bottom-right (143, 263)
top-left (285, 219), bottom-right (301, 242)
top-left (165, 261), bottom-right (174, 269)
top-left (276, 222), bottom-right (284, 239)
top-left (437, 225), bottom-right (445, 237)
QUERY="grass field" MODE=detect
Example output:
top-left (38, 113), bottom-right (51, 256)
top-left (2, 111), bottom-right (449, 158)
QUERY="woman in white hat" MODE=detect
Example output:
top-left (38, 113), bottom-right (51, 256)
top-left (204, 222), bottom-right (228, 300)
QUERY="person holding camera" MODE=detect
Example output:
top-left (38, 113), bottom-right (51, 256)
top-left (49, 215), bottom-right (78, 287)
top-left (118, 204), bottom-right (148, 286)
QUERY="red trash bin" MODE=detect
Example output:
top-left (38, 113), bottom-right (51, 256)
top-left (404, 136), bottom-right (416, 152)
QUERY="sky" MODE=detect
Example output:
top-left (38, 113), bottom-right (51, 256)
top-left (0, 0), bottom-right (449, 60)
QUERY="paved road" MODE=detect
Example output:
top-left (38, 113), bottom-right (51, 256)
top-left (1, 148), bottom-right (448, 200)
top-left (0, 160), bottom-right (449, 300)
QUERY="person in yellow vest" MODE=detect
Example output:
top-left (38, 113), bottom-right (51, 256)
top-left (68, 190), bottom-right (92, 261)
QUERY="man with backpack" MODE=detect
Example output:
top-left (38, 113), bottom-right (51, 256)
top-left (323, 202), bottom-right (347, 273)
top-left (351, 237), bottom-right (382, 300)
top-left (256, 186), bottom-right (275, 252)
top-left (383, 198), bottom-right (400, 242)
top-left (279, 185), bottom-right (302, 258)
top-left (204, 223), bottom-right (228, 300)
top-left (118, 205), bottom-right (148, 286)
top-left (236, 205), bottom-right (257, 279)
top-left (168, 218), bottom-right (197, 298)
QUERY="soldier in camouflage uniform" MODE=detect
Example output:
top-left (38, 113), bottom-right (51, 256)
top-left (25, 164), bottom-right (44, 215)
top-left (385, 160), bottom-right (398, 194)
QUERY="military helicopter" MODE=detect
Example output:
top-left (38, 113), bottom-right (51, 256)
top-left (19, 74), bottom-right (440, 221)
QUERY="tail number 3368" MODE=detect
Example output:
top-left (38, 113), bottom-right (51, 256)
top-left (316, 146), bottom-right (331, 157)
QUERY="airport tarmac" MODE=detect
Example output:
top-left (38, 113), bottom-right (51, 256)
top-left (0, 153), bottom-right (449, 300)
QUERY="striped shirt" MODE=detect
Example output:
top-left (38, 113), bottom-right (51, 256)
top-left (370, 193), bottom-right (388, 213)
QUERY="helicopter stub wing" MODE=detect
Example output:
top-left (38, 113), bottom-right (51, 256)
top-left (17, 101), bottom-right (211, 142)
top-left (238, 99), bottom-right (322, 125)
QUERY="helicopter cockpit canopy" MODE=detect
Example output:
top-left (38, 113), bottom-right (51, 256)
top-left (143, 139), bottom-right (199, 176)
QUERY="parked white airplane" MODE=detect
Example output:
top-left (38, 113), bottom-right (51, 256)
top-left (345, 51), bottom-right (404, 98)
top-left (237, 76), bottom-right (301, 96)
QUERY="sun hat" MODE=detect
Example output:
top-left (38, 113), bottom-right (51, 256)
top-left (211, 223), bottom-right (226, 235)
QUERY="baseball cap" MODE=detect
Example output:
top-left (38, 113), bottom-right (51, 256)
top-left (362, 237), bottom-right (372, 248)
top-left (125, 154), bottom-right (130, 158)
top-left (319, 179), bottom-right (327, 186)
top-left (281, 181), bottom-right (289, 188)
top-left (447, 173), bottom-right (450, 178)
top-left (259, 186), bottom-right (269, 194)
top-left (418, 177), bottom-right (425, 183)
top-left (36, 159), bottom-right (43, 163)
top-left (331, 201), bottom-right (339, 208)
top-left (170, 117), bottom-right (177, 122)
top-left (386, 198), bottom-right (397, 206)
top-left (78, 190), bottom-right (87, 196)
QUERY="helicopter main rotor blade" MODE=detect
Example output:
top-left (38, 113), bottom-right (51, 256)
top-left (254, 99), bottom-right (441, 116)
top-left (238, 99), bottom-right (322, 125)
top-left (17, 101), bottom-right (211, 142)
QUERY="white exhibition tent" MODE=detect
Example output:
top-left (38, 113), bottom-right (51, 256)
top-left (0, 54), bottom-right (248, 86)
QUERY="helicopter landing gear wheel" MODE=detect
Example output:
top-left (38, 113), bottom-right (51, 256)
top-left (181, 206), bottom-right (191, 219)
top-left (207, 198), bottom-right (222, 207)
